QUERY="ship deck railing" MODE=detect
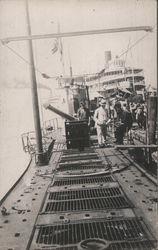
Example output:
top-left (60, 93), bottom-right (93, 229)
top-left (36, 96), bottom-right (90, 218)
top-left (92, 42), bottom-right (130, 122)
top-left (21, 117), bottom-right (62, 155)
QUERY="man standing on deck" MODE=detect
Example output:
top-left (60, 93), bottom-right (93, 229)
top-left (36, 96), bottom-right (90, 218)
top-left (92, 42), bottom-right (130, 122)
top-left (114, 102), bottom-right (133, 144)
top-left (94, 99), bottom-right (110, 148)
top-left (77, 102), bottom-right (90, 122)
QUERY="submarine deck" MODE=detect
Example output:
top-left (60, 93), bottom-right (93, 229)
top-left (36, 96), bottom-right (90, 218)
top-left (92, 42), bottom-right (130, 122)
top-left (0, 134), bottom-right (157, 250)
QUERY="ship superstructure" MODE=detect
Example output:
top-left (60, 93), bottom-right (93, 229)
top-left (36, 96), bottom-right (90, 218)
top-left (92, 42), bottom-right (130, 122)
top-left (86, 52), bottom-right (145, 99)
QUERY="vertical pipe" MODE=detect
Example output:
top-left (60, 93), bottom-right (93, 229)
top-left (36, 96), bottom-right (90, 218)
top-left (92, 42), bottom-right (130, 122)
top-left (25, 0), bottom-right (45, 165)
top-left (147, 96), bottom-right (157, 144)
top-left (147, 96), bottom-right (157, 169)
top-left (86, 85), bottom-right (90, 110)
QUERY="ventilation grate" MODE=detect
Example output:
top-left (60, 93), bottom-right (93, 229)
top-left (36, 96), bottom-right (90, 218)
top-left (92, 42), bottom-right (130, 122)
top-left (62, 149), bottom-right (95, 155)
top-left (45, 196), bottom-right (129, 212)
top-left (52, 175), bottom-right (115, 186)
top-left (36, 218), bottom-right (155, 249)
top-left (57, 163), bottom-right (105, 171)
top-left (48, 187), bottom-right (122, 200)
top-left (58, 159), bottom-right (102, 168)
top-left (110, 241), bottom-right (154, 250)
top-left (60, 154), bottom-right (99, 163)
top-left (34, 241), bottom-right (154, 250)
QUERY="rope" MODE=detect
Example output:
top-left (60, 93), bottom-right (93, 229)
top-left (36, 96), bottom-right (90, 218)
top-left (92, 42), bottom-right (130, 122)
top-left (3, 43), bottom-right (45, 75)
top-left (116, 32), bottom-right (150, 60)
top-left (124, 38), bottom-right (131, 67)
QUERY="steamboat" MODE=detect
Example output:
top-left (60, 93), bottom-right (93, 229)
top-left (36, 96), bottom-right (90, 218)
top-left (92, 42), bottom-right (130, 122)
top-left (86, 51), bottom-right (146, 99)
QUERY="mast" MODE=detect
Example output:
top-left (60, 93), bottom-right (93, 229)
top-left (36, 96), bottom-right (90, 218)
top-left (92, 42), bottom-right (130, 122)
top-left (25, 0), bottom-right (46, 165)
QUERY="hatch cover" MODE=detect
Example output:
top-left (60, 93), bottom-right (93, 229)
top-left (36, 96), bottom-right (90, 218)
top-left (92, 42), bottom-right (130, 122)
top-left (57, 161), bottom-right (105, 171)
top-left (60, 153), bottom-right (99, 162)
top-left (35, 218), bottom-right (155, 249)
top-left (62, 148), bottom-right (95, 155)
top-left (52, 175), bottom-right (115, 186)
top-left (48, 187), bottom-right (122, 200)
top-left (44, 196), bottom-right (130, 213)
top-left (58, 159), bottom-right (102, 167)
top-left (57, 163), bottom-right (105, 171)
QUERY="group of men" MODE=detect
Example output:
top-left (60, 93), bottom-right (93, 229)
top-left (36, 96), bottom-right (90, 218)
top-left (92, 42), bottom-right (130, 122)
top-left (77, 99), bottom-right (133, 147)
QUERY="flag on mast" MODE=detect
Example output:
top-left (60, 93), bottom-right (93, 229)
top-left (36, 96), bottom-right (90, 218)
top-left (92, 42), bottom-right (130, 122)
top-left (50, 23), bottom-right (65, 74)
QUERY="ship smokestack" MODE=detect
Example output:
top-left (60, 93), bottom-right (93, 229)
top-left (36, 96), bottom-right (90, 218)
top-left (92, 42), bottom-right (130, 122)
top-left (105, 51), bottom-right (111, 69)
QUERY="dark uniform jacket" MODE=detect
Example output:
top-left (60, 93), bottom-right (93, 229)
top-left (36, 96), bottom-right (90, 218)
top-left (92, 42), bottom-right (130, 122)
top-left (116, 110), bottom-right (133, 131)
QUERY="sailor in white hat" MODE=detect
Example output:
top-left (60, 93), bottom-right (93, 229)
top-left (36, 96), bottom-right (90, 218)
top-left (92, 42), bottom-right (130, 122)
top-left (94, 99), bottom-right (110, 147)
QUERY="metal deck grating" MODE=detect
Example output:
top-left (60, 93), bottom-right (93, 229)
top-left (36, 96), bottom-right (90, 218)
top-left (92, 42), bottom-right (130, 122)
top-left (32, 242), bottom-right (154, 250)
top-left (60, 154), bottom-right (99, 162)
top-left (44, 196), bottom-right (130, 212)
top-left (110, 241), bottom-right (154, 250)
top-left (62, 149), bottom-right (95, 155)
top-left (36, 218), bottom-right (155, 249)
top-left (52, 175), bottom-right (115, 186)
top-left (48, 187), bottom-right (122, 200)
top-left (57, 163), bottom-right (105, 171)
top-left (58, 159), bottom-right (102, 167)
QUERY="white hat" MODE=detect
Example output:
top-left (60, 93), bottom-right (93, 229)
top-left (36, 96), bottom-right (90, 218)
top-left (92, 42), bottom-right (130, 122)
top-left (100, 99), bottom-right (106, 105)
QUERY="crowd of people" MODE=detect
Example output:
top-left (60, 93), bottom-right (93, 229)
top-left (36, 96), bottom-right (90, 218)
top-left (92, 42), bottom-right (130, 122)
top-left (76, 98), bottom-right (147, 147)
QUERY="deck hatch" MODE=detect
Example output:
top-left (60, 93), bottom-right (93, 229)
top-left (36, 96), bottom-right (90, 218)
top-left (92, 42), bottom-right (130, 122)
top-left (44, 196), bottom-right (129, 212)
top-left (48, 187), bottom-right (122, 200)
top-left (52, 175), bottom-right (115, 186)
top-left (36, 218), bottom-right (155, 249)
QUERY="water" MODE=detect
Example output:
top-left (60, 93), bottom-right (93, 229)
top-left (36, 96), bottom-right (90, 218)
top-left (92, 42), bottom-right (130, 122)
top-left (0, 88), bottom-right (54, 200)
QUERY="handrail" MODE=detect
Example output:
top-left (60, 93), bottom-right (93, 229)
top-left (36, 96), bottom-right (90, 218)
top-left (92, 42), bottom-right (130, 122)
top-left (21, 117), bottom-right (61, 155)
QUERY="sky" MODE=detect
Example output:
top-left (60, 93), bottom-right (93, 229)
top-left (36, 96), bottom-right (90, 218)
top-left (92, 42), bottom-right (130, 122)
top-left (0, 0), bottom-right (157, 89)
